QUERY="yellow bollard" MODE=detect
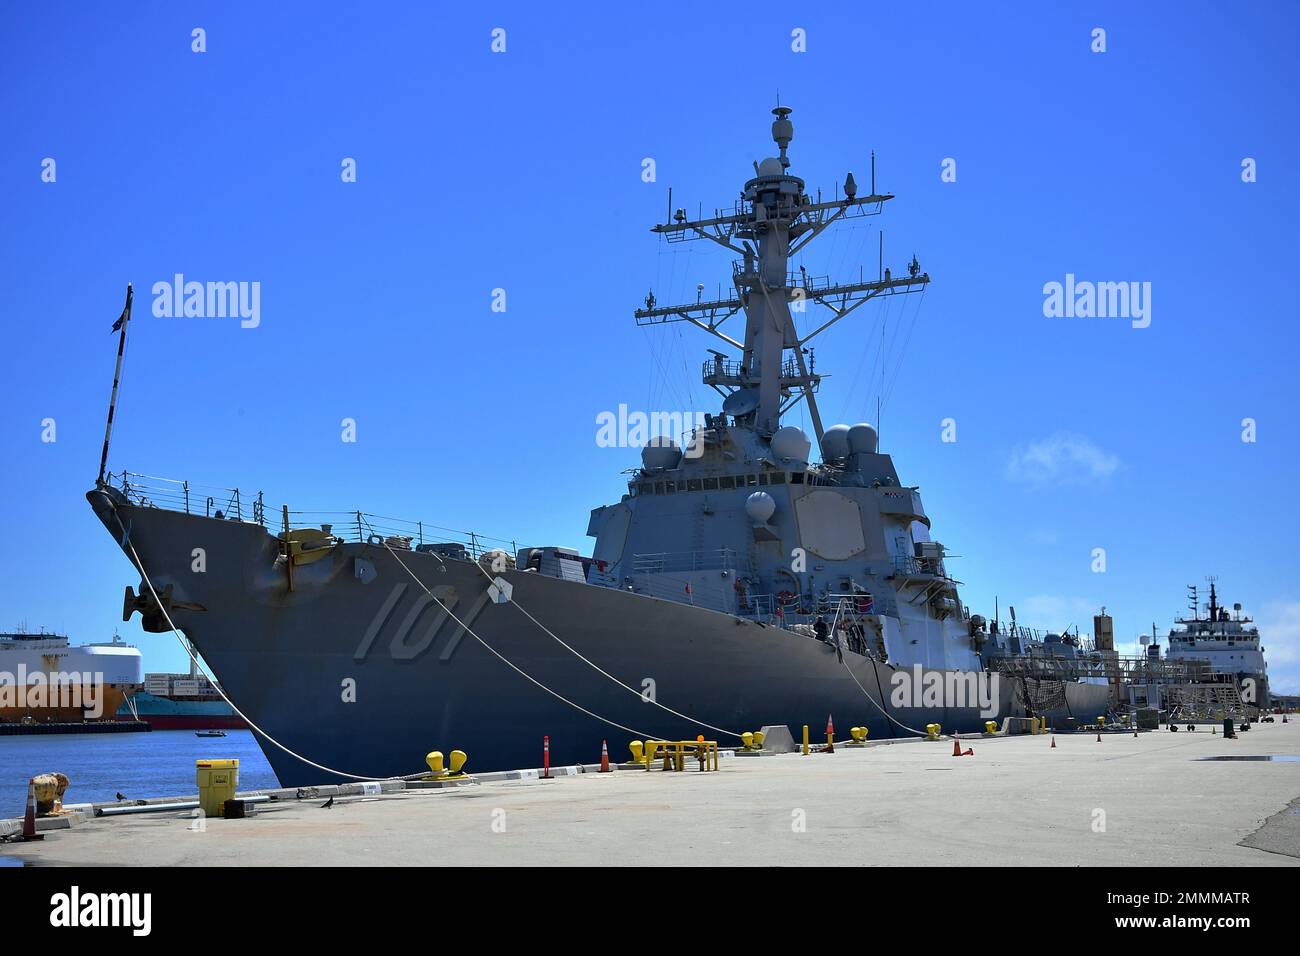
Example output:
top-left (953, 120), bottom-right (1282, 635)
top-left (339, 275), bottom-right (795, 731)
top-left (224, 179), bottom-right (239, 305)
top-left (753, 730), bottom-right (765, 749)
top-left (925, 723), bottom-right (941, 741)
top-left (741, 731), bottom-right (755, 750)
top-left (629, 740), bottom-right (646, 765)
top-left (448, 750), bottom-right (469, 776)
top-left (1098, 716), bottom-right (1106, 728)
top-left (983, 720), bottom-right (997, 736)
top-left (802, 724), bottom-right (810, 755)
top-left (426, 751), bottom-right (446, 777)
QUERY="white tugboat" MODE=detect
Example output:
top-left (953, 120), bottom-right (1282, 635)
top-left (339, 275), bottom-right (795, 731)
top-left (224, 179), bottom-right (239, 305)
top-left (1164, 580), bottom-right (1270, 708)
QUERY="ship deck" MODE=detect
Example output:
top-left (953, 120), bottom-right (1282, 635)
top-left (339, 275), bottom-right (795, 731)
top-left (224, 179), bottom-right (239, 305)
top-left (5, 719), bottom-right (1300, 866)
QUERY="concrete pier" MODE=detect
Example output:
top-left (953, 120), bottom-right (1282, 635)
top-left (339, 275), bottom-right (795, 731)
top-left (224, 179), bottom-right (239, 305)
top-left (4, 721), bottom-right (1299, 866)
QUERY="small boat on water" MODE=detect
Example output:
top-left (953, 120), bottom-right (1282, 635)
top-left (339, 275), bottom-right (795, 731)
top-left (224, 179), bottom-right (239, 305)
top-left (195, 729), bottom-right (227, 738)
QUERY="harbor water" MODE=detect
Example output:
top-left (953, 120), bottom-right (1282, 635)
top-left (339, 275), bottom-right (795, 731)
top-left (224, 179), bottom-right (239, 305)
top-left (0, 729), bottom-right (277, 814)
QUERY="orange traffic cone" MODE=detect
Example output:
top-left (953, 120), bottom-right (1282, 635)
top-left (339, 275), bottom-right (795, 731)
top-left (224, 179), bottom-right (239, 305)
top-left (1096, 731), bottom-right (1102, 742)
top-left (599, 739), bottom-right (610, 773)
top-left (1050, 736), bottom-right (1056, 749)
top-left (21, 777), bottom-right (43, 842)
top-left (952, 736), bottom-right (963, 757)
top-left (825, 715), bottom-right (834, 754)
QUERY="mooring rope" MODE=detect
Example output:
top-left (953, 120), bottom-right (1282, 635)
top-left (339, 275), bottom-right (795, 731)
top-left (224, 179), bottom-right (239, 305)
top-left (361, 524), bottom-right (676, 740)
top-left (436, 530), bottom-right (745, 740)
top-left (113, 512), bottom-right (437, 781)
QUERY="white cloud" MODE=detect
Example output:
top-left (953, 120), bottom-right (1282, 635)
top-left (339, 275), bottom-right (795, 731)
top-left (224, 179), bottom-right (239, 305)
top-left (1005, 433), bottom-right (1119, 484)
top-left (1258, 600), bottom-right (1300, 696)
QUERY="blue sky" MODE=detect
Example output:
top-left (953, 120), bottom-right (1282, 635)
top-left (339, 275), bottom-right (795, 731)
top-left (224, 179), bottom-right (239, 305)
top-left (2, 2), bottom-right (1298, 690)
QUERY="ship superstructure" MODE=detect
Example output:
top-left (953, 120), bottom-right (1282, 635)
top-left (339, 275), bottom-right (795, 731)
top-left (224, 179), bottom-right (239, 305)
top-left (587, 106), bottom-right (973, 671)
top-left (1164, 580), bottom-right (1270, 707)
top-left (87, 108), bottom-right (1111, 784)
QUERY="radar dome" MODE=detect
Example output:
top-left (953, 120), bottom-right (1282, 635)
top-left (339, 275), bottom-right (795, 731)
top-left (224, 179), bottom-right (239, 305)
top-left (745, 491), bottom-right (776, 524)
top-left (641, 437), bottom-right (682, 471)
top-left (820, 424), bottom-right (851, 461)
top-left (757, 157), bottom-right (784, 178)
top-left (770, 426), bottom-right (811, 464)
top-left (847, 423), bottom-right (878, 454)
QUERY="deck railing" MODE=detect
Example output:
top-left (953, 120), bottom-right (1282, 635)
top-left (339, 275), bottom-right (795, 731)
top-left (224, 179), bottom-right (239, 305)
top-left (104, 470), bottom-right (516, 561)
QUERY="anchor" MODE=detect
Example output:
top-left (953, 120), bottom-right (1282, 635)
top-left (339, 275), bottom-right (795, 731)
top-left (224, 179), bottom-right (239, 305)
top-left (123, 583), bottom-right (205, 632)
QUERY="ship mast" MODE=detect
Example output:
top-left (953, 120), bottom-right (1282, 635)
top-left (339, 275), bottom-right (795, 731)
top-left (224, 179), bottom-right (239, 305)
top-left (635, 107), bottom-right (929, 440)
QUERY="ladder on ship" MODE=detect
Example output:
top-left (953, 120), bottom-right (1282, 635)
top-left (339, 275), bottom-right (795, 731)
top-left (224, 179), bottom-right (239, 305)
top-left (827, 595), bottom-right (885, 659)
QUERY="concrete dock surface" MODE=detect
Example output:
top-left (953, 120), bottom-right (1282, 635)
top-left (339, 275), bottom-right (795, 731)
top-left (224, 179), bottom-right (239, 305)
top-left (5, 720), bottom-right (1300, 866)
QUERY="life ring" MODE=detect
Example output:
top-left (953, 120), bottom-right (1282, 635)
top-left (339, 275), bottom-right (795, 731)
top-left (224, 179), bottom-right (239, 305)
top-left (776, 589), bottom-right (796, 606)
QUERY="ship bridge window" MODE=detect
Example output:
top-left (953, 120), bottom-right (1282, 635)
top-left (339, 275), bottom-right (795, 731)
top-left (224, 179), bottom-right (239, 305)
top-left (664, 481), bottom-right (676, 493)
top-left (703, 477), bottom-right (719, 490)
top-left (791, 472), bottom-right (804, 484)
top-left (758, 474), bottom-right (769, 485)
top-left (769, 472), bottom-right (786, 485)
top-left (721, 476), bottom-right (736, 489)
top-left (654, 482), bottom-right (666, 494)
top-left (687, 479), bottom-right (702, 492)
top-left (639, 483), bottom-right (653, 495)
top-left (743, 474), bottom-right (758, 487)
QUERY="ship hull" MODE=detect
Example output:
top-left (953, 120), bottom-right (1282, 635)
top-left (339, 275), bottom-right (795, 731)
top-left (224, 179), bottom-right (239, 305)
top-left (114, 691), bottom-right (246, 730)
top-left (90, 490), bottom-right (1109, 785)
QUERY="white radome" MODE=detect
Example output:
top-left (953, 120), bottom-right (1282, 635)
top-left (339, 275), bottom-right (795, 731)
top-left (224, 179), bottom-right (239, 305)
top-left (745, 491), bottom-right (777, 524)
top-left (820, 424), bottom-right (851, 460)
top-left (770, 426), bottom-right (811, 464)
top-left (847, 422), bottom-right (878, 454)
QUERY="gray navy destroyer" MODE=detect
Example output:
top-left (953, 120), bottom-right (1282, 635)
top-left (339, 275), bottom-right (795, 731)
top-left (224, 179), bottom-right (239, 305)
top-left (88, 108), bottom-right (1112, 784)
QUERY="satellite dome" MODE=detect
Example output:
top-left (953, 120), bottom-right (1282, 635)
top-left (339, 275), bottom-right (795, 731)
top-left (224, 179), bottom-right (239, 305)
top-left (641, 436), bottom-right (682, 471)
top-left (820, 424), bottom-right (851, 461)
top-left (745, 491), bottom-right (776, 524)
top-left (757, 157), bottom-right (784, 178)
top-left (847, 422), bottom-right (878, 454)
top-left (770, 426), bottom-right (811, 464)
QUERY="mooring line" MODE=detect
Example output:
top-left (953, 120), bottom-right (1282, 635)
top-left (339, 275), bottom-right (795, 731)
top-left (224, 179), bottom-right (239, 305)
top-left (363, 523), bottom-right (660, 740)
top-left (448, 536), bottom-right (745, 740)
top-left (113, 509), bottom-right (443, 782)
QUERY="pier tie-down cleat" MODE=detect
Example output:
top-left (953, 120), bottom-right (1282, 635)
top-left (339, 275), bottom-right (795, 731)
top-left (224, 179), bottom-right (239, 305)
top-left (736, 730), bottom-right (766, 756)
top-left (846, 726), bottom-right (869, 747)
top-left (625, 740), bottom-right (648, 767)
top-left (424, 750), bottom-right (470, 783)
